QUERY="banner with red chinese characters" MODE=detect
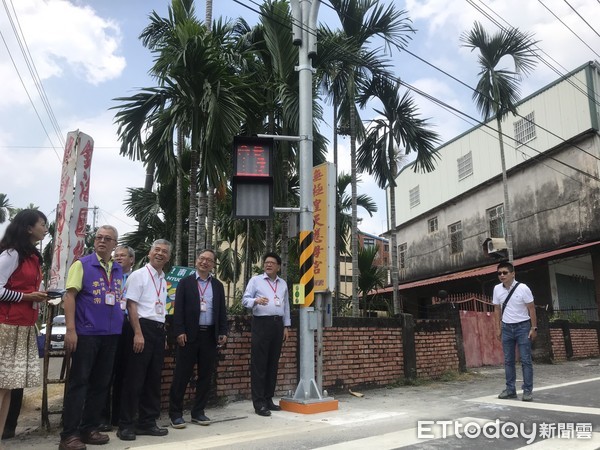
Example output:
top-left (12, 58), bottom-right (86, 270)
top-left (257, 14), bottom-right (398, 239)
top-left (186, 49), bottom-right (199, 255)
top-left (312, 162), bottom-right (335, 293)
top-left (49, 130), bottom-right (94, 290)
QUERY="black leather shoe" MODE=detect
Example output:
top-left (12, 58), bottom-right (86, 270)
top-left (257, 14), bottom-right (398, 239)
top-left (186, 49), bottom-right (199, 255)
top-left (135, 425), bottom-right (169, 437)
top-left (2, 429), bottom-right (15, 440)
top-left (255, 406), bottom-right (271, 417)
top-left (97, 423), bottom-right (112, 432)
top-left (267, 401), bottom-right (281, 411)
top-left (117, 428), bottom-right (136, 441)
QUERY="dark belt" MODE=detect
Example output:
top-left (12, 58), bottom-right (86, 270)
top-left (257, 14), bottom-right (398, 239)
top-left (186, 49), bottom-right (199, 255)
top-left (139, 317), bottom-right (165, 330)
top-left (503, 319), bottom-right (531, 326)
top-left (198, 325), bottom-right (215, 331)
top-left (253, 315), bottom-right (283, 321)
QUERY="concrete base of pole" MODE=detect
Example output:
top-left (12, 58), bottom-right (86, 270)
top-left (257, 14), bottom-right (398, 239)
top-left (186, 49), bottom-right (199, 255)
top-left (279, 397), bottom-right (339, 414)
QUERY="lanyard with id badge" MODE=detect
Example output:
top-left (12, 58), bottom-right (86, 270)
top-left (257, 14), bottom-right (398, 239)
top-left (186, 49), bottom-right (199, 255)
top-left (267, 278), bottom-right (280, 306)
top-left (102, 264), bottom-right (117, 306)
top-left (197, 276), bottom-right (211, 312)
top-left (147, 266), bottom-right (164, 315)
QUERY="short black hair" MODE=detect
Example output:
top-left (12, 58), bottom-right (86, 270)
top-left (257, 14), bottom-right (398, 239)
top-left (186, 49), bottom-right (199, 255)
top-left (263, 252), bottom-right (281, 265)
top-left (497, 261), bottom-right (514, 272)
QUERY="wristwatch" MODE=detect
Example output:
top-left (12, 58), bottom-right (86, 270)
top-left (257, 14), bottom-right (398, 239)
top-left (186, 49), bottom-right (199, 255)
top-left (532, 327), bottom-right (538, 331)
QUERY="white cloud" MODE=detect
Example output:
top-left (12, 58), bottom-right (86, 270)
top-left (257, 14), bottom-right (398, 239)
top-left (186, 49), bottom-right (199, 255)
top-left (0, 0), bottom-right (125, 111)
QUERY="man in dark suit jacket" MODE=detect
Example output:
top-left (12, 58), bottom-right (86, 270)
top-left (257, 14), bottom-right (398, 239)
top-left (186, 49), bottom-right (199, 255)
top-left (168, 249), bottom-right (228, 429)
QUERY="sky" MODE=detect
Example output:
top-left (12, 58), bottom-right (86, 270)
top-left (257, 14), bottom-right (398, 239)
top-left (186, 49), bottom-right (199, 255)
top-left (0, 0), bottom-right (599, 242)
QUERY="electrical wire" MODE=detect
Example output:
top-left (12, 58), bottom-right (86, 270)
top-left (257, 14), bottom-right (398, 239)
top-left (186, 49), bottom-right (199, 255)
top-left (2, 0), bottom-right (65, 150)
top-left (235, 0), bottom-right (600, 182)
top-left (537, 0), bottom-right (600, 58)
top-left (0, 27), bottom-right (62, 163)
top-left (563, 0), bottom-right (600, 39)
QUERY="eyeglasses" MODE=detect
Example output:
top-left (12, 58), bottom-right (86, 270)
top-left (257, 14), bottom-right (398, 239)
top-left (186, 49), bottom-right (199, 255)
top-left (264, 260), bottom-right (278, 266)
top-left (497, 270), bottom-right (511, 276)
top-left (95, 235), bottom-right (115, 242)
top-left (198, 257), bottom-right (215, 264)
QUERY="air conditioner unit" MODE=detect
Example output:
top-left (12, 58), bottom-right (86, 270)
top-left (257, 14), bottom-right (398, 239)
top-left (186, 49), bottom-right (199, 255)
top-left (487, 238), bottom-right (508, 254)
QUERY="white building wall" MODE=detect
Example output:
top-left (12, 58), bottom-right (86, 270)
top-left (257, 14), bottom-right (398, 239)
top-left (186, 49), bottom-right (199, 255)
top-left (391, 64), bottom-right (597, 228)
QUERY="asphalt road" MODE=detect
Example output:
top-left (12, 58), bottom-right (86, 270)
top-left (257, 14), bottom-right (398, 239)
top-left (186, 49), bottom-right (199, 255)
top-left (5, 357), bottom-right (600, 449)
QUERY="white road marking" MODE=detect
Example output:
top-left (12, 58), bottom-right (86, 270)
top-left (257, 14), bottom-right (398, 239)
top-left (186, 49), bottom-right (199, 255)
top-left (468, 377), bottom-right (600, 415)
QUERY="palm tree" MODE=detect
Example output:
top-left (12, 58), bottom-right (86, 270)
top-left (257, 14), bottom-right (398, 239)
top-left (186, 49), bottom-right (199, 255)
top-left (0, 193), bottom-right (11, 224)
top-left (461, 21), bottom-right (537, 262)
top-left (357, 245), bottom-right (387, 317)
top-left (336, 172), bottom-right (377, 313)
top-left (325, 0), bottom-right (415, 316)
top-left (115, 1), bottom-right (253, 265)
top-left (358, 76), bottom-right (440, 314)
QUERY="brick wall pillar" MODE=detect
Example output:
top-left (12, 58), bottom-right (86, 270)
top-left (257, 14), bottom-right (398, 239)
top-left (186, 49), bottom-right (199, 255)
top-left (400, 313), bottom-right (416, 380)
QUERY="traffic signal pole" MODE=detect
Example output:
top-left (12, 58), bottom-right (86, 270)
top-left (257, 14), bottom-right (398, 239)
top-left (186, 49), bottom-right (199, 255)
top-left (280, 0), bottom-right (338, 414)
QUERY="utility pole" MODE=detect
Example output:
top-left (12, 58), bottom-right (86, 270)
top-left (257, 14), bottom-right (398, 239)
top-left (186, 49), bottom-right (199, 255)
top-left (280, 0), bottom-right (337, 413)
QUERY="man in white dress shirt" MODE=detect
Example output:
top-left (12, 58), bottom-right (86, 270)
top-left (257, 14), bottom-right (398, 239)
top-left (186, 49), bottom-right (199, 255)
top-left (242, 252), bottom-right (290, 417)
top-left (117, 240), bottom-right (171, 441)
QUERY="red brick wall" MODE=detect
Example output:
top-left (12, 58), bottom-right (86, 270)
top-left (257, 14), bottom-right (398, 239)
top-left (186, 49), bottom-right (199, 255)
top-left (160, 316), bottom-right (459, 407)
top-left (415, 329), bottom-right (460, 379)
top-left (571, 329), bottom-right (600, 358)
top-left (321, 326), bottom-right (403, 390)
top-left (550, 329), bottom-right (567, 361)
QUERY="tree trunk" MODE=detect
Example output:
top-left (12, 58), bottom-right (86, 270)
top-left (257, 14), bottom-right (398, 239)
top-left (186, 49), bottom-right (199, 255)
top-left (350, 104), bottom-right (359, 317)
top-left (197, 188), bottom-right (207, 252)
top-left (207, 187), bottom-right (215, 250)
top-left (205, 0), bottom-right (212, 31)
top-left (175, 128), bottom-right (184, 265)
top-left (388, 136), bottom-right (401, 315)
top-left (333, 103), bottom-right (341, 315)
top-left (497, 117), bottom-right (514, 262)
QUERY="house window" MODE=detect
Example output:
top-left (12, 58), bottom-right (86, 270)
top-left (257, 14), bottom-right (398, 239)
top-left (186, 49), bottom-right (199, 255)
top-left (428, 217), bottom-right (438, 233)
top-left (384, 244), bottom-right (389, 252)
top-left (449, 221), bottom-right (463, 254)
top-left (363, 237), bottom-right (375, 249)
top-left (514, 111), bottom-right (536, 146)
top-left (398, 243), bottom-right (407, 269)
top-left (409, 185), bottom-right (420, 208)
top-left (457, 151), bottom-right (473, 180)
top-left (487, 204), bottom-right (505, 238)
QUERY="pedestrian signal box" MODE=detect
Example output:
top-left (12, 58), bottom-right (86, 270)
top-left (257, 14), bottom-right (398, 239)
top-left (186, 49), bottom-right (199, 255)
top-left (232, 136), bottom-right (274, 219)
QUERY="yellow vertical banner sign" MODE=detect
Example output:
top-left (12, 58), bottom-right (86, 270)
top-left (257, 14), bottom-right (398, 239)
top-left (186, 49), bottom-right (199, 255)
top-left (298, 231), bottom-right (314, 307)
top-left (312, 163), bottom-right (328, 292)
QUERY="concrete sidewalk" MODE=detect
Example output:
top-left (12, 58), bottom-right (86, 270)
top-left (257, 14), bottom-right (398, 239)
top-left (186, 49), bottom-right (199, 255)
top-left (3, 357), bottom-right (599, 449)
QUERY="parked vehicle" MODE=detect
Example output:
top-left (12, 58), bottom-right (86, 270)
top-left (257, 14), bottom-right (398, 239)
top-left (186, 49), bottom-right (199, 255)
top-left (40, 315), bottom-right (66, 350)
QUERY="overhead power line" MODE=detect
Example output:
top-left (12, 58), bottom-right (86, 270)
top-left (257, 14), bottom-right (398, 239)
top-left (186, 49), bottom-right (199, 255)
top-left (231, 0), bottom-right (600, 187)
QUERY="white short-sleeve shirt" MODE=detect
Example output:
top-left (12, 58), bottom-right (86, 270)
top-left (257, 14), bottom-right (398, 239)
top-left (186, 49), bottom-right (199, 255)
top-left (124, 263), bottom-right (168, 323)
top-left (492, 280), bottom-right (534, 324)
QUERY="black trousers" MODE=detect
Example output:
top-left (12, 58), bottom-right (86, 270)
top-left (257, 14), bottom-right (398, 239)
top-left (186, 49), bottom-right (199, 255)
top-left (119, 319), bottom-right (165, 430)
top-left (101, 319), bottom-right (128, 426)
top-left (250, 316), bottom-right (284, 409)
top-left (168, 327), bottom-right (217, 419)
top-left (61, 335), bottom-right (119, 439)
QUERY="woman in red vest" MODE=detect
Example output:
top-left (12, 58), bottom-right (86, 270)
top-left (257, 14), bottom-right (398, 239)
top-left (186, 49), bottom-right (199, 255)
top-left (0, 209), bottom-right (49, 438)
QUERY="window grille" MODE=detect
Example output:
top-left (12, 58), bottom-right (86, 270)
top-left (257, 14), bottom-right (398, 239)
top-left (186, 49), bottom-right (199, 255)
top-left (409, 185), bottom-right (420, 208)
top-left (428, 217), bottom-right (438, 233)
top-left (449, 221), bottom-right (463, 254)
top-left (457, 152), bottom-right (473, 180)
top-left (487, 204), bottom-right (505, 238)
top-left (514, 111), bottom-right (536, 146)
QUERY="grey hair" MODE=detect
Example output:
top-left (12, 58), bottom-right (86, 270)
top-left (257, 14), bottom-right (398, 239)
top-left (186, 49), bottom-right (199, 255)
top-left (151, 239), bottom-right (172, 254)
top-left (116, 245), bottom-right (135, 259)
top-left (97, 225), bottom-right (118, 241)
